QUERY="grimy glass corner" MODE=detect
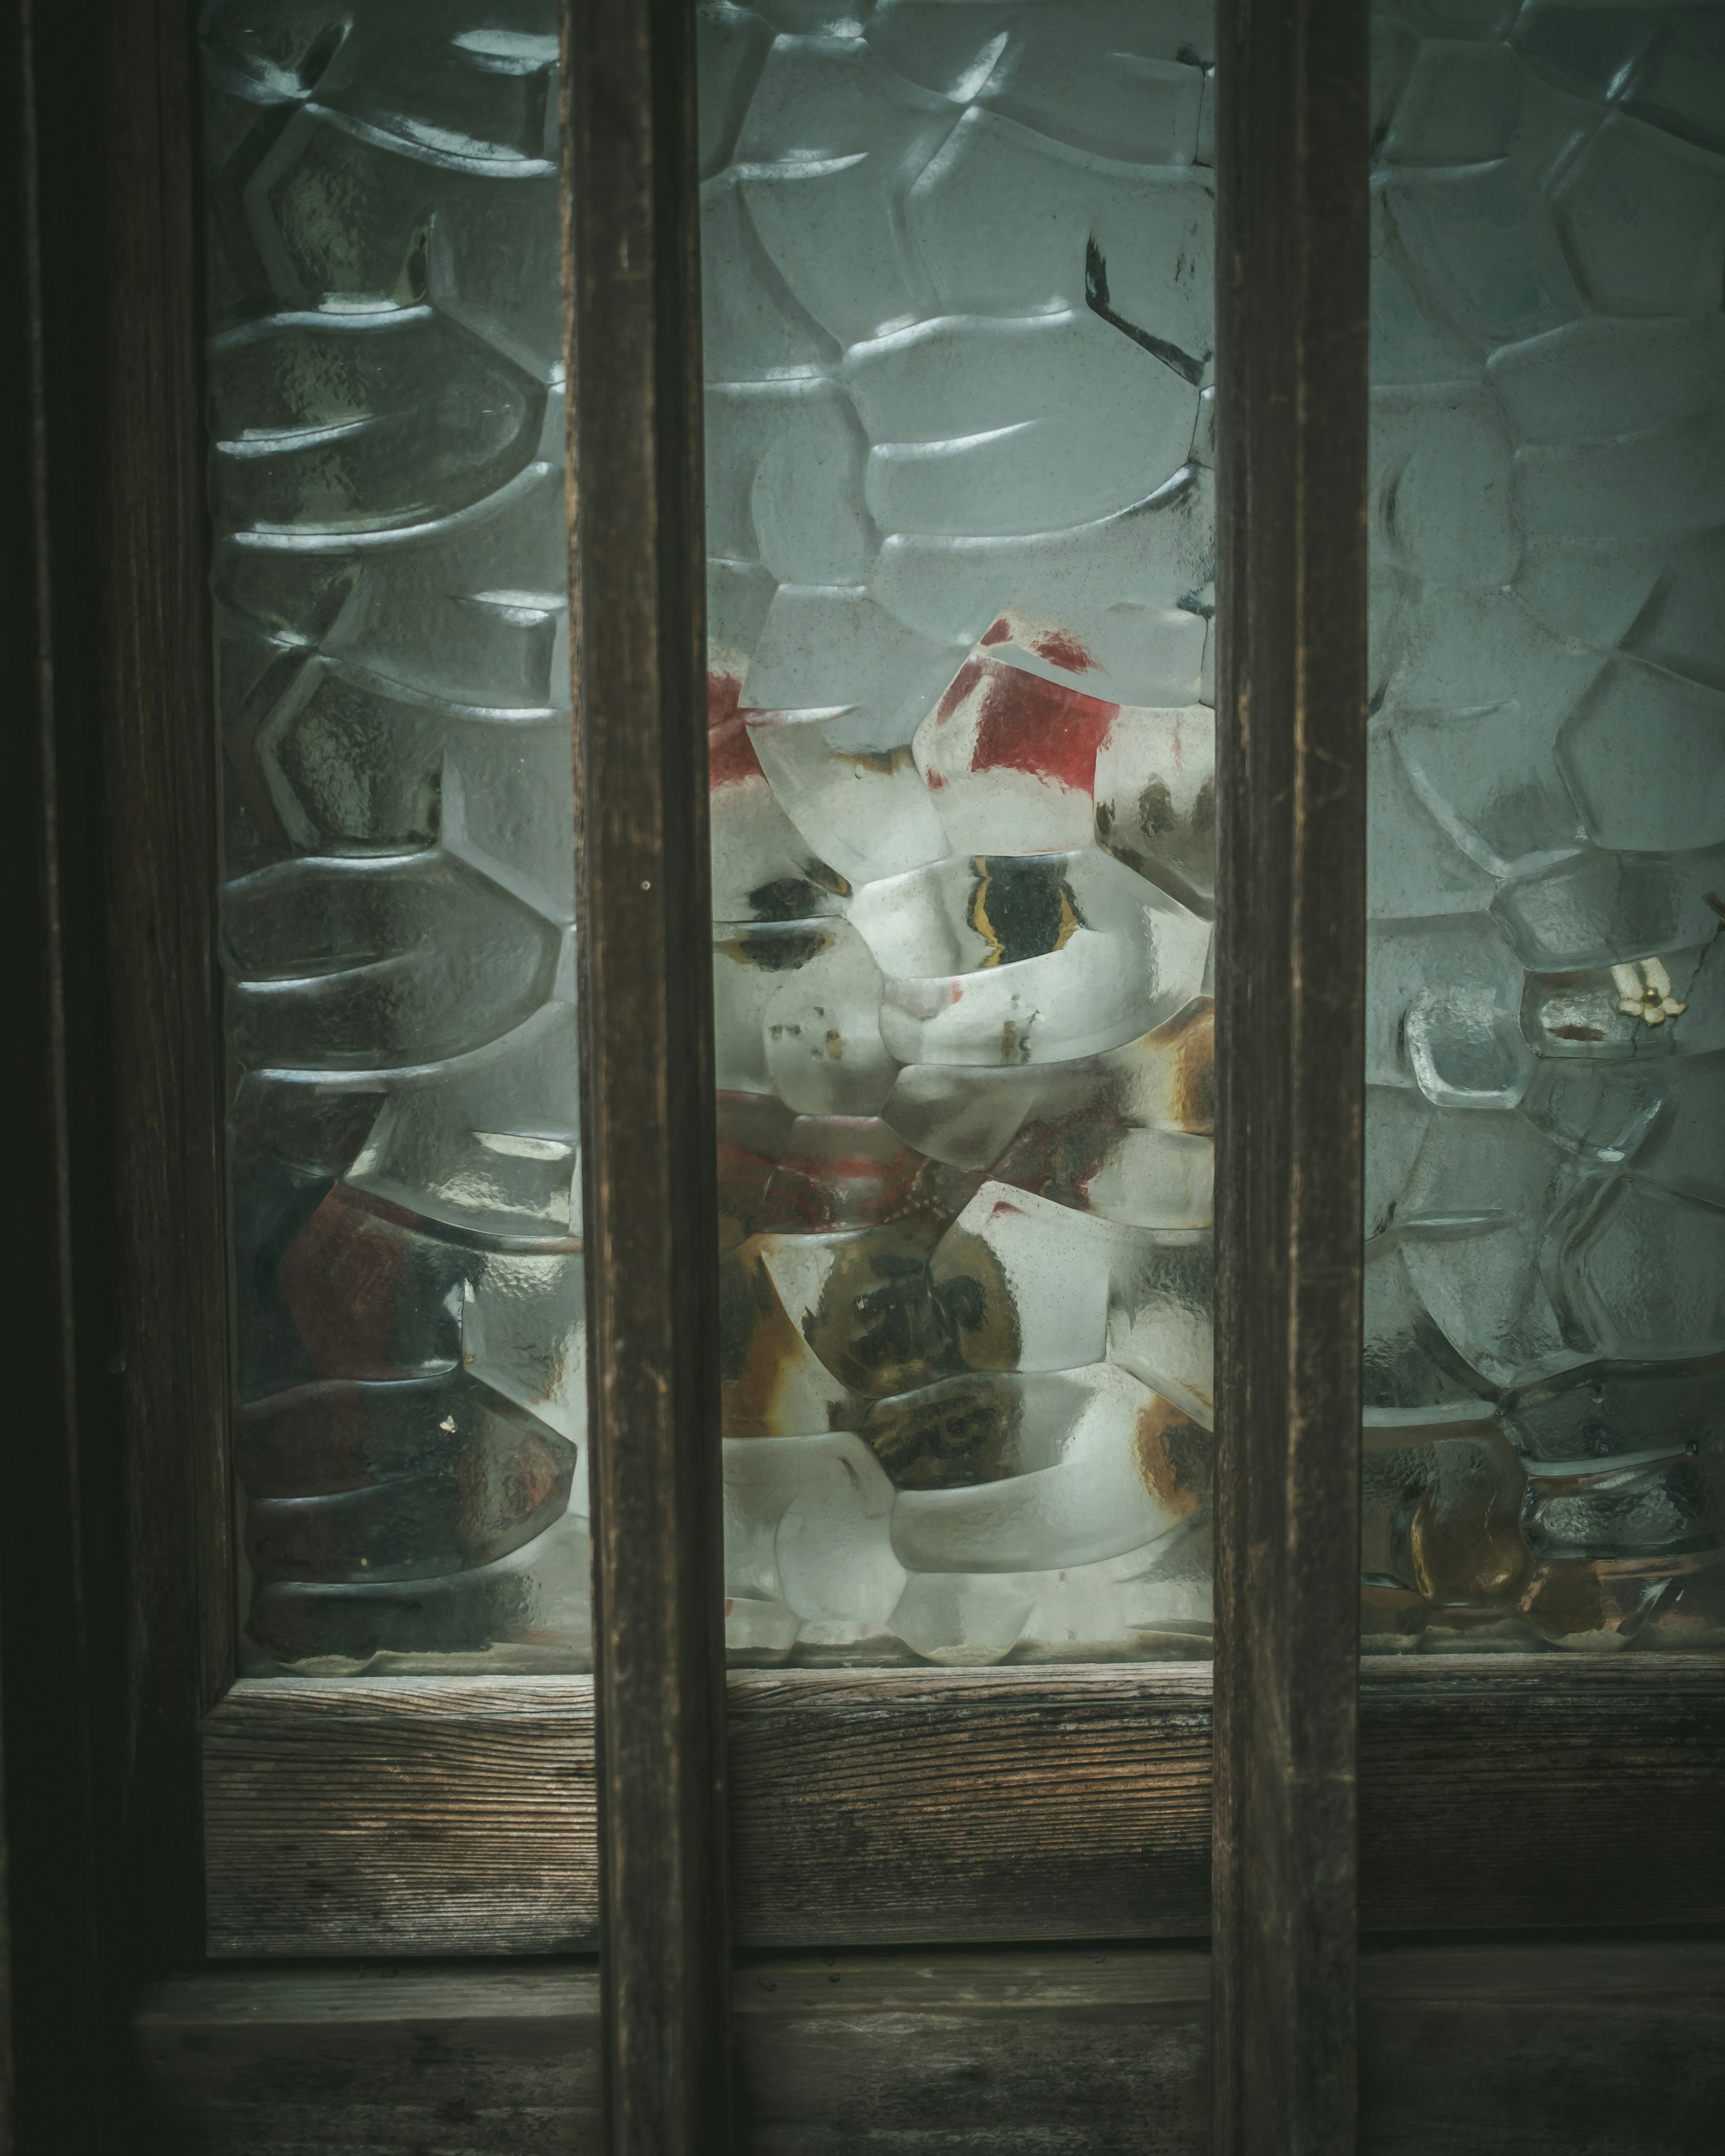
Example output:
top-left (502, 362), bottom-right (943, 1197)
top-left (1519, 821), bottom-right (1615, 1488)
top-left (1362, 0), bottom-right (1725, 1653)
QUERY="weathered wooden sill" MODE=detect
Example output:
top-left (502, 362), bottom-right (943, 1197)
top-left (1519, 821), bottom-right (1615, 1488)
top-left (203, 1655), bottom-right (1725, 1957)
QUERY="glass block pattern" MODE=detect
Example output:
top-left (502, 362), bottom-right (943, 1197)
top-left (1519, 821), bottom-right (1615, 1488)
top-left (203, 1), bottom-right (590, 1673)
top-left (700, 4), bottom-right (1221, 1666)
top-left (1364, 0), bottom-right (1725, 1652)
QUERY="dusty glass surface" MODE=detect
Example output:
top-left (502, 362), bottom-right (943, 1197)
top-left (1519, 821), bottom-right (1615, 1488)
top-left (203, 1), bottom-right (589, 1674)
top-left (1365, 0), bottom-right (1725, 1652)
top-left (700, 3), bottom-right (1221, 1666)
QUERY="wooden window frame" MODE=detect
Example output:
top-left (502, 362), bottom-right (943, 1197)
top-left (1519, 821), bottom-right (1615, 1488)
top-left (11, 0), bottom-right (1724, 2152)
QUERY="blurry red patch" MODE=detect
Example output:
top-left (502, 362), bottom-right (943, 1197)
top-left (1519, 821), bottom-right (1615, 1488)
top-left (708, 717), bottom-right (763, 790)
top-left (1031, 627), bottom-right (1096, 672)
top-left (708, 673), bottom-right (765, 790)
top-left (935, 656), bottom-right (986, 725)
top-left (970, 663), bottom-right (1117, 793)
top-left (279, 1187), bottom-right (424, 1381)
top-left (709, 670), bottom-right (743, 728)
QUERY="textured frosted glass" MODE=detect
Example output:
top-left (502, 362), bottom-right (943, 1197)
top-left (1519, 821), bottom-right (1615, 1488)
top-left (701, 4), bottom-right (1219, 1667)
top-left (1366, 0), bottom-right (1725, 1652)
top-left (203, 2), bottom-right (588, 1674)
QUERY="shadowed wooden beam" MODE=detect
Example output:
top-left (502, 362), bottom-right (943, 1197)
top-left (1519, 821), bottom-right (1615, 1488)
top-left (562, 0), bottom-right (730, 2146)
top-left (137, 1938), bottom-right (1725, 2155)
top-left (1212, 0), bottom-right (1372, 2149)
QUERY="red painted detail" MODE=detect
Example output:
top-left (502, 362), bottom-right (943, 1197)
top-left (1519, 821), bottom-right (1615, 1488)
top-left (934, 656), bottom-right (987, 725)
top-left (709, 718), bottom-right (764, 791)
top-left (714, 1138), bottom-right (779, 1224)
top-left (708, 672), bottom-right (766, 790)
top-left (968, 659), bottom-right (1117, 792)
top-left (709, 669), bottom-right (743, 727)
top-left (980, 615), bottom-right (1013, 648)
top-left (759, 1118), bottom-right (975, 1233)
top-left (990, 1103), bottom-right (1126, 1215)
top-left (278, 1186), bottom-right (417, 1381)
top-left (1031, 626), bottom-right (1097, 672)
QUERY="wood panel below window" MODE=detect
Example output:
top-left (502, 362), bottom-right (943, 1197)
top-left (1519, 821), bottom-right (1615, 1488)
top-left (203, 1658), bottom-right (1725, 1956)
top-left (137, 1939), bottom-right (1724, 2155)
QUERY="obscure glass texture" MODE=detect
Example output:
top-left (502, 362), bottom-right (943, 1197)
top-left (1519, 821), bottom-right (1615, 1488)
top-left (1366, 0), bottom-right (1725, 1652)
top-left (700, 4), bottom-right (1220, 1666)
top-left (203, 2), bottom-right (589, 1673)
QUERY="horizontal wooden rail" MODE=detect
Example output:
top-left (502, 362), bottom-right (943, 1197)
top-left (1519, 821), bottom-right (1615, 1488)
top-left (139, 1938), bottom-right (1725, 2155)
top-left (203, 1657), bottom-right (1725, 1958)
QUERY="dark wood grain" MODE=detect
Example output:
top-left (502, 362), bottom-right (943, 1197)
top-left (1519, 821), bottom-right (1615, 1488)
top-left (563, 0), bottom-right (731, 2144)
top-left (98, 0), bottom-right (235, 1962)
top-left (733, 1946), bottom-right (1212, 2155)
top-left (12, 0), bottom-right (224, 2147)
top-left (140, 1961), bottom-right (603, 2156)
top-left (203, 1680), bottom-right (597, 1957)
top-left (1358, 1937), bottom-right (1725, 2156)
top-left (203, 1659), bottom-right (1725, 1957)
top-left (728, 1667), bottom-right (1212, 1948)
top-left (1212, 1), bottom-right (1373, 2149)
top-left (137, 1939), bottom-right (1725, 2155)
top-left (9, 5), bottom-right (99, 2150)
top-left (1358, 1657), bottom-right (1725, 1931)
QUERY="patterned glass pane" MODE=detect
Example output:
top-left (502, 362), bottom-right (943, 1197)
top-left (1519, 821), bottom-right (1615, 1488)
top-left (1365, 0), bottom-right (1725, 1653)
top-left (701, 4), bottom-right (1221, 1668)
top-left (203, 2), bottom-right (590, 1674)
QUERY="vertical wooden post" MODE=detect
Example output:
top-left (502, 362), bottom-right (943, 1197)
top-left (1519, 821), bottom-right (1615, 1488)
top-left (1212, 3), bottom-right (1371, 2151)
top-left (14, 0), bottom-right (225, 2140)
top-left (99, 0), bottom-right (236, 1945)
top-left (563, 2), bottom-right (731, 2151)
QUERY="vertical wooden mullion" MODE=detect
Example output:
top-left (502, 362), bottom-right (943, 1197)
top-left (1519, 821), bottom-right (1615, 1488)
top-left (13, 0), bottom-right (227, 2140)
top-left (10, 4), bottom-right (106, 2139)
top-left (98, 0), bottom-right (234, 1955)
top-left (1212, 4), bottom-right (1371, 2152)
top-left (564, 2), bottom-right (731, 2152)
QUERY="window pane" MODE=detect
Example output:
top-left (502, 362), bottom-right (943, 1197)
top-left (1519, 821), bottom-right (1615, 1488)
top-left (203, 2), bottom-right (589, 1674)
top-left (701, 5), bottom-right (1220, 1668)
top-left (1366, 1), bottom-right (1725, 1654)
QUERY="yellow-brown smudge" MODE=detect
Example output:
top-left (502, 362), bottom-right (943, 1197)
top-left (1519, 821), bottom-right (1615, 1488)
top-left (1519, 1551), bottom-right (1685, 1639)
top-left (1407, 1437), bottom-right (1530, 1608)
top-left (1163, 998), bottom-right (1215, 1134)
top-left (1132, 1395), bottom-right (1212, 1515)
top-left (1518, 1560), bottom-right (1610, 1639)
top-left (862, 1372), bottom-right (1023, 1491)
top-left (497, 1428), bottom-right (571, 1521)
top-left (1106, 998), bottom-right (1215, 1135)
top-left (836, 744), bottom-right (920, 780)
top-left (718, 1240), bottom-right (845, 1437)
